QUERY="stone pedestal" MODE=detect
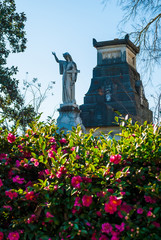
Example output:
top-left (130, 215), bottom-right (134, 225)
top-left (57, 104), bottom-right (86, 133)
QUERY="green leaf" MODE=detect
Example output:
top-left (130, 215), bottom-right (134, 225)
top-left (115, 171), bottom-right (122, 179)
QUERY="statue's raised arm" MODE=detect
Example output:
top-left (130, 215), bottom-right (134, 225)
top-left (52, 52), bottom-right (59, 63)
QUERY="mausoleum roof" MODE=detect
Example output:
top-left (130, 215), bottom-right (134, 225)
top-left (93, 34), bottom-right (140, 54)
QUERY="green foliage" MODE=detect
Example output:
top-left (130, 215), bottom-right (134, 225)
top-left (0, 118), bottom-right (161, 239)
top-left (0, 0), bottom-right (36, 129)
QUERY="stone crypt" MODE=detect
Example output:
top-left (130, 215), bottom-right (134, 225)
top-left (80, 35), bottom-right (152, 135)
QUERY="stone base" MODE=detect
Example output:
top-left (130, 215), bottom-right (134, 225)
top-left (57, 104), bottom-right (86, 133)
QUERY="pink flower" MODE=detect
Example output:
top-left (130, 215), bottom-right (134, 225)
top-left (96, 211), bottom-right (102, 217)
top-left (12, 175), bottom-right (25, 184)
top-left (99, 235), bottom-right (109, 240)
top-left (59, 138), bottom-right (67, 144)
top-left (86, 222), bottom-right (91, 227)
top-left (0, 153), bottom-right (8, 160)
top-left (8, 232), bottom-right (20, 240)
top-left (111, 235), bottom-right (119, 240)
top-left (7, 133), bottom-right (16, 143)
top-left (3, 205), bottom-right (12, 211)
top-left (15, 160), bottom-right (20, 167)
top-left (110, 154), bottom-right (121, 164)
top-left (105, 203), bottom-right (117, 214)
top-left (71, 147), bottom-right (75, 151)
top-left (152, 222), bottom-right (160, 228)
top-left (76, 155), bottom-right (80, 159)
top-left (74, 197), bottom-right (82, 207)
top-left (120, 202), bottom-right (132, 214)
top-left (117, 211), bottom-right (123, 218)
top-left (49, 137), bottom-right (56, 143)
top-left (71, 176), bottom-right (82, 189)
top-left (27, 214), bottom-right (36, 224)
top-left (137, 208), bottom-right (143, 214)
top-left (147, 211), bottom-right (152, 217)
top-left (108, 188), bottom-right (114, 194)
top-left (115, 222), bottom-right (125, 232)
top-left (0, 232), bottom-right (4, 240)
top-left (46, 212), bottom-right (54, 218)
top-left (45, 169), bottom-right (50, 175)
top-left (56, 166), bottom-right (67, 178)
top-left (48, 150), bottom-right (54, 158)
top-left (54, 185), bottom-right (58, 190)
top-left (101, 222), bottom-right (113, 234)
top-left (82, 195), bottom-right (93, 207)
top-left (109, 196), bottom-right (122, 207)
top-left (0, 179), bottom-right (3, 187)
top-left (25, 191), bottom-right (35, 201)
top-left (82, 177), bottom-right (92, 183)
top-left (144, 195), bottom-right (156, 203)
top-left (91, 232), bottom-right (97, 240)
top-left (97, 191), bottom-right (106, 197)
top-left (5, 190), bottom-right (18, 199)
top-left (34, 161), bottom-right (39, 167)
top-left (18, 144), bottom-right (23, 150)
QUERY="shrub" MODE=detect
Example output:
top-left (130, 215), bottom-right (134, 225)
top-left (0, 118), bottom-right (161, 239)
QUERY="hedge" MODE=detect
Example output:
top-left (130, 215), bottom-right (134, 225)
top-left (0, 118), bottom-right (161, 239)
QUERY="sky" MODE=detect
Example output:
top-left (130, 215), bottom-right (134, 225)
top-left (7, 0), bottom-right (160, 121)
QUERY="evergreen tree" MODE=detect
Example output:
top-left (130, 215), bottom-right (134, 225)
top-left (0, 0), bottom-right (36, 129)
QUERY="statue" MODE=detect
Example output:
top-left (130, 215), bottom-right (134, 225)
top-left (52, 52), bottom-right (80, 104)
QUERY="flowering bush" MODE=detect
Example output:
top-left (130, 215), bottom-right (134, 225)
top-left (0, 118), bottom-right (161, 239)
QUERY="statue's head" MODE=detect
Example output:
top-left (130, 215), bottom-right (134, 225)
top-left (63, 52), bottom-right (73, 62)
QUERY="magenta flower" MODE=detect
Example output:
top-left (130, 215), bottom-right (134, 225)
top-left (15, 160), bottom-right (20, 167)
top-left (96, 211), bottom-right (102, 217)
top-left (152, 222), bottom-right (160, 228)
top-left (91, 232), bottom-right (97, 240)
top-left (25, 191), bottom-right (35, 201)
top-left (49, 137), bottom-right (56, 143)
top-left (137, 208), bottom-right (143, 214)
top-left (101, 222), bottom-right (113, 234)
top-left (5, 190), bottom-right (18, 199)
top-left (105, 203), bottom-right (117, 214)
top-left (110, 154), bottom-right (121, 164)
top-left (46, 212), bottom-right (54, 218)
top-left (86, 222), bottom-right (91, 227)
top-left (99, 234), bottom-right (109, 240)
top-left (76, 155), bottom-right (80, 159)
top-left (71, 147), bottom-right (75, 151)
top-left (0, 153), bottom-right (8, 160)
top-left (0, 179), bottom-right (3, 187)
top-left (27, 214), bottom-right (36, 224)
top-left (0, 232), bottom-right (4, 240)
top-left (147, 211), bottom-right (152, 217)
top-left (109, 196), bottom-right (122, 207)
top-left (115, 222), bottom-right (125, 232)
top-left (144, 195), bottom-right (156, 203)
top-left (111, 235), bottom-right (119, 240)
top-left (8, 232), bottom-right (20, 240)
top-left (82, 177), bottom-right (92, 183)
top-left (34, 161), bottom-right (39, 167)
top-left (74, 197), bottom-right (82, 207)
top-left (48, 150), bottom-right (54, 158)
top-left (7, 133), bottom-right (16, 143)
top-left (59, 138), bottom-right (67, 144)
top-left (71, 176), bottom-right (82, 189)
top-left (3, 205), bottom-right (12, 211)
top-left (12, 175), bottom-right (25, 184)
top-left (120, 202), bottom-right (132, 213)
top-left (82, 195), bottom-right (93, 207)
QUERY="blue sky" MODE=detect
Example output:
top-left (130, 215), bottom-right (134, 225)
top-left (8, 0), bottom-right (160, 120)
